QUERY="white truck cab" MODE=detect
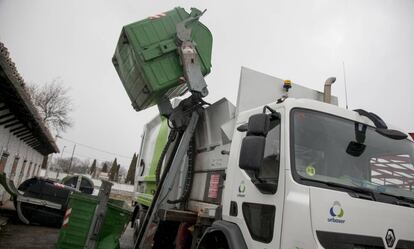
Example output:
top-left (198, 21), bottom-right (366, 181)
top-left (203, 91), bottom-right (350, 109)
top-left (222, 96), bottom-right (414, 249)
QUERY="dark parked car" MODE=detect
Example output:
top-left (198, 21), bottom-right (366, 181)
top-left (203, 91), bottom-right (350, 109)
top-left (16, 177), bottom-right (78, 227)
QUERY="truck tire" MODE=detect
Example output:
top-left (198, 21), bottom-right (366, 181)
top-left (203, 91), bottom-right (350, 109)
top-left (131, 204), bottom-right (139, 228)
top-left (152, 221), bottom-right (180, 249)
top-left (197, 221), bottom-right (247, 249)
top-left (197, 231), bottom-right (229, 249)
top-left (13, 197), bottom-right (17, 210)
top-left (133, 209), bottom-right (147, 243)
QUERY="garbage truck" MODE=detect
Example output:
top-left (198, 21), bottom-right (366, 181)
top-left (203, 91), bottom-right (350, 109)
top-left (113, 7), bottom-right (414, 249)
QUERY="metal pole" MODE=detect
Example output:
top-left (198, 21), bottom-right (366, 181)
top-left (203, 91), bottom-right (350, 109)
top-left (45, 154), bottom-right (52, 178)
top-left (55, 146), bottom-right (66, 179)
top-left (60, 146), bottom-right (66, 159)
top-left (68, 144), bottom-right (76, 174)
top-left (85, 180), bottom-right (113, 249)
top-left (342, 61), bottom-right (349, 109)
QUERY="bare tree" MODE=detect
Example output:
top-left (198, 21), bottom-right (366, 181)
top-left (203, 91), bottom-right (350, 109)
top-left (55, 157), bottom-right (72, 173)
top-left (54, 157), bottom-right (89, 174)
top-left (26, 78), bottom-right (73, 133)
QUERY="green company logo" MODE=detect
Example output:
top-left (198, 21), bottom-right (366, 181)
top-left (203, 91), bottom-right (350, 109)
top-left (305, 165), bottom-right (316, 176)
top-left (328, 201), bottom-right (345, 224)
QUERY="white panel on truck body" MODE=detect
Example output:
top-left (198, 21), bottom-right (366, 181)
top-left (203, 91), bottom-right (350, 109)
top-left (236, 67), bottom-right (338, 115)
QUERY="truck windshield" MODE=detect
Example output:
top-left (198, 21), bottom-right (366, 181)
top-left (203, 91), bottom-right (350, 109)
top-left (291, 108), bottom-right (414, 201)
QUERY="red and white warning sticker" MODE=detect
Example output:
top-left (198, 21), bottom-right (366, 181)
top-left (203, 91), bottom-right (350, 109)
top-left (208, 174), bottom-right (220, 199)
top-left (148, 13), bottom-right (166, 20)
top-left (62, 208), bottom-right (72, 227)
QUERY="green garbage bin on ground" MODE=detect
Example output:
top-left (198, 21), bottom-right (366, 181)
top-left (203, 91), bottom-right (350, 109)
top-left (56, 192), bottom-right (132, 249)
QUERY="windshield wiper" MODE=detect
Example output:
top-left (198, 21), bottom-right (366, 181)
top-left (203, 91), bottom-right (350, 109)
top-left (299, 177), bottom-right (376, 201)
top-left (300, 177), bottom-right (414, 208)
top-left (377, 192), bottom-right (414, 208)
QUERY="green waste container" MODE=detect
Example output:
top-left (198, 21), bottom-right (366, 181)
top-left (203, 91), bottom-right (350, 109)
top-left (56, 192), bottom-right (132, 249)
top-left (112, 7), bottom-right (213, 112)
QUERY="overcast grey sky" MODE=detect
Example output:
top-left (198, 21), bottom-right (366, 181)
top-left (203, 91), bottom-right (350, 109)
top-left (0, 0), bottom-right (413, 167)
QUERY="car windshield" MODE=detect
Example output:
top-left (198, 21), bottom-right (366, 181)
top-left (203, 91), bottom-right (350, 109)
top-left (291, 108), bottom-right (414, 200)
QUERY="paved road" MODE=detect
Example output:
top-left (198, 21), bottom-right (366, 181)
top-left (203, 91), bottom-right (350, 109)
top-left (0, 210), bottom-right (135, 249)
top-left (119, 224), bottom-right (135, 249)
top-left (0, 211), bottom-right (59, 249)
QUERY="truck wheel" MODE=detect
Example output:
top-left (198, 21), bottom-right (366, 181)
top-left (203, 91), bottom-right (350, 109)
top-left (131, 204), bottom-right (139, 228)
top-left (197, 231), bottom-right (229, 249)
top-left (152, 221), bottom-right (180, 249)
top-left (133, 209), bottom-right (147, 243)
top-left (13, 198), bottom-right (17, 210)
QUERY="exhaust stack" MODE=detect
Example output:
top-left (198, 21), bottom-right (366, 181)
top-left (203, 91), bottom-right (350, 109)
top-left (323, 77), bottom-right (336, 103)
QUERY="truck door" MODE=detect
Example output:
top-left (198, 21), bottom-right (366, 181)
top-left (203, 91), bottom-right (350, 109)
top-left (224, 107), bottom-right (285, 248)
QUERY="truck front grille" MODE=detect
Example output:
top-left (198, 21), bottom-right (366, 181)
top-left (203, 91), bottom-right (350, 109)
top-left (316, 231), bottom-right (385, 249)
top-left (317, 231), bottom-right (414, 249)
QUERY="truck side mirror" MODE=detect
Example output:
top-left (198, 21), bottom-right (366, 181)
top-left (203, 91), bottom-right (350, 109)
top-left (239, 113), bottom-right (270, 172)
top-left (246, 113), bottom-right (270, 136)
top-left (239, 136), bottom-right (266, 171)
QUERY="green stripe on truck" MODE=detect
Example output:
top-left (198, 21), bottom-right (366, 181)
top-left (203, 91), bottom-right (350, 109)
top-left (138, 117), bottom-right (169, 207)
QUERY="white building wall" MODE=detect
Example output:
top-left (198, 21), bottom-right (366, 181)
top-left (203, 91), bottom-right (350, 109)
top-left (16, 143), bottom-right (30, 183)
top-left (0, 125), bottom-right (9, 201)
top-left (13, 154), bottom-right (24, 184)
top-left (0, 126), bottom-right (10, 152)
top-left (4, 135), bottom-right (20, 175)
top-left (0, 124), bottom-right (46, 203)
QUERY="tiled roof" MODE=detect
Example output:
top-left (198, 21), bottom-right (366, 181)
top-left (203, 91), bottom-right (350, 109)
top-left (0, 42), bottom-right (59, 154)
